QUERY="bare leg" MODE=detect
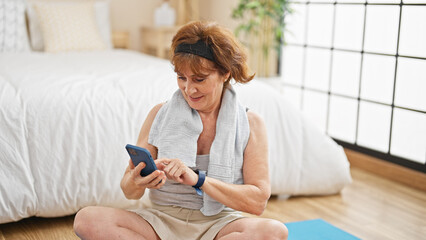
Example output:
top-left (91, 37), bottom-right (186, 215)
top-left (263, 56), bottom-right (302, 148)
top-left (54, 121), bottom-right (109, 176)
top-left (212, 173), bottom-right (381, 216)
top-left (215, 218), bottom-right (288, 240)
top-left (73, 206), bottom-right (160, 240)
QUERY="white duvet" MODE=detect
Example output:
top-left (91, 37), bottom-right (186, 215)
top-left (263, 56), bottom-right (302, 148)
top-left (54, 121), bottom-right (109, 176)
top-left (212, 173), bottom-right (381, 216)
top-left (0, 50), bottom-right (351, 223)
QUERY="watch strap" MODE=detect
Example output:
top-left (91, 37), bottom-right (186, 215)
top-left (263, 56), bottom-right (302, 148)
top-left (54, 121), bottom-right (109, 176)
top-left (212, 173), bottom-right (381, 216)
top-left (192, 170), bottom-right (206, 196)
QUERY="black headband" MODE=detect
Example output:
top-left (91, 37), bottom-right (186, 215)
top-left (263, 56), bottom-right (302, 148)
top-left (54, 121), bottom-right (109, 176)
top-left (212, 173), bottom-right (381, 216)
top-left (174, 40), bottom-right (215, 62)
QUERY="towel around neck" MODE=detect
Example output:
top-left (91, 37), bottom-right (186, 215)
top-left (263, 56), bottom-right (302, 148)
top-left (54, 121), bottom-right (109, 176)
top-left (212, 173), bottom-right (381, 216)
top-left (148, 85), bottom-right (250, 216)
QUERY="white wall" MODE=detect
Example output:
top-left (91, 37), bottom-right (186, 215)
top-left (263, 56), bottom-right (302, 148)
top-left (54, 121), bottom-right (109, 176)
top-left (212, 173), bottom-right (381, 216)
top-left (198, 0), bottom-right (240, 30)
top-left (109, 0), bottom-right (162, 50)
top-left (109, 0), bottom-right (240, 51)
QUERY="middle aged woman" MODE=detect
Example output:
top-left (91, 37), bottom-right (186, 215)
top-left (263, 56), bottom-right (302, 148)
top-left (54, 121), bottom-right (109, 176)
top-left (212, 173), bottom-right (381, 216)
top-left (74, 21), bottom-right (288, 240)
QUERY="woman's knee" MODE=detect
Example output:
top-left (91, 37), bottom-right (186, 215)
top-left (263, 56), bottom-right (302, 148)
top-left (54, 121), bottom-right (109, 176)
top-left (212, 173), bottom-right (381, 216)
top-left (257, 219), bottom-right (288, 240)
top-left (73, 206), bottom-right (104, 238)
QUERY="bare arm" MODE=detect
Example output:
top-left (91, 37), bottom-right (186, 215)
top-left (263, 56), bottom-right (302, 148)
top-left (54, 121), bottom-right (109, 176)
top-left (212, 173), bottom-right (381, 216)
top-left (199, 111), bottom-right (271, 215)
top-left (120, 103), bottom-right (166, 199)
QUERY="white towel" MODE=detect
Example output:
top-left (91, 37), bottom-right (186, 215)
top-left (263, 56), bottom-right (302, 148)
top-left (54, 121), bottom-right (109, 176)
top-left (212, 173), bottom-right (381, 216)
top-left (148, 85), bottom-right (250, 216)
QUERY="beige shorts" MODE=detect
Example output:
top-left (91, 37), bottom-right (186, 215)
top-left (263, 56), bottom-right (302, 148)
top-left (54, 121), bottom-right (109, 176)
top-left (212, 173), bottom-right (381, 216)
top-left (131, 203), bottom-right (244, 240)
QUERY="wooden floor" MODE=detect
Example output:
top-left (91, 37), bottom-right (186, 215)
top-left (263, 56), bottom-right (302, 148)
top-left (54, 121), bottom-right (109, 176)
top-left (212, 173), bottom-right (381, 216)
top-left (1, 167), bottom-right (425, 240)
top-left (258, 168), bottom-right (426, 240)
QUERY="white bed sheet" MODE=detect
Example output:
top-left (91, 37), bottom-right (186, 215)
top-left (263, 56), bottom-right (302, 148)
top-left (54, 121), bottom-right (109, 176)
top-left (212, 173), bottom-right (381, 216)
top-left (0, 50), bottom-right (351, 223)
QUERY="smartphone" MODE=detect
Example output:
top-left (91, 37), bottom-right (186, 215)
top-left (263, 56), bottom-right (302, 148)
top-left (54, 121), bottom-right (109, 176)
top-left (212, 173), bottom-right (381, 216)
top-left (125, 144), bottom-right (157, 177)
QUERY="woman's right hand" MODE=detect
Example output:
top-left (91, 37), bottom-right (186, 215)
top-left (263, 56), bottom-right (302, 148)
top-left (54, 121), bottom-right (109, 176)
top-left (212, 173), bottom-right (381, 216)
top-left (120, 159), bottom-right (167, 200)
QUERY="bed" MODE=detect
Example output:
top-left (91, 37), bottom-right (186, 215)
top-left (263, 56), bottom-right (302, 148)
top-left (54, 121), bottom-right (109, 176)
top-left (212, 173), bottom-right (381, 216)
top-left (0, 0), bottom-right (352, 224)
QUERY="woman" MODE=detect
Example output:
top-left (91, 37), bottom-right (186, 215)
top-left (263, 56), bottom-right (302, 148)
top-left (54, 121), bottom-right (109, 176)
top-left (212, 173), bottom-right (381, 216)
top-left (74, 21), bottom-right (288, 240)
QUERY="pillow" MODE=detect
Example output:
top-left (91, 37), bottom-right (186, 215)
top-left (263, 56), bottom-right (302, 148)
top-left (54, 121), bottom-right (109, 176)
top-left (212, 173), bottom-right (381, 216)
top-left (27, 1), bottom-right (113, 51)
top-left (32, 2), bottom-right (107, 52)
top-left (0, 0), bottom-right (31, 52)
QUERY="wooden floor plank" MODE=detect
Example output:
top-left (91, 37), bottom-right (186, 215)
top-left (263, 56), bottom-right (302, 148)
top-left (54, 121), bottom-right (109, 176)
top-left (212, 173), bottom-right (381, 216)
top-left (0, 230), bottom-right (6, 240)
top-left (0, 215), bottom-right (78, 240)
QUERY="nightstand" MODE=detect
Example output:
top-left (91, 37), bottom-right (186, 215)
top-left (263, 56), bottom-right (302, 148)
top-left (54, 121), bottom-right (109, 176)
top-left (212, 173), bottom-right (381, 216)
top-left (140, 26), bottom-right (180, 59)
top-left (112, 31), bottom-right (130, 49)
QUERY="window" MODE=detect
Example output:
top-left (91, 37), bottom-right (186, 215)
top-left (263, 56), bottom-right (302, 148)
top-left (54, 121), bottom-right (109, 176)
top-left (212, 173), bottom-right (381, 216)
top-left (281, 0), bottom-right (426, 172)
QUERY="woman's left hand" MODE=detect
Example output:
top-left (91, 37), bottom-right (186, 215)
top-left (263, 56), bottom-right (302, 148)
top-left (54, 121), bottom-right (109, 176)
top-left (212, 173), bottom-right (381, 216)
top-left (155, 158), bottom-right (199, 186)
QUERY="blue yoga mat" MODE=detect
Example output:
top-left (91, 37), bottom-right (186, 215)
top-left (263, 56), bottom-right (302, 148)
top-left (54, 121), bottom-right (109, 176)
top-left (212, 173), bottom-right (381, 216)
top-left (284, 219), bottom-right (361, 240)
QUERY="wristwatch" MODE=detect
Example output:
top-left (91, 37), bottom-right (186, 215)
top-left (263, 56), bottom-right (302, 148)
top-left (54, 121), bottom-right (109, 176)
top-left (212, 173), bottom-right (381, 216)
top-left (192, 170), bottom-right (206, 196)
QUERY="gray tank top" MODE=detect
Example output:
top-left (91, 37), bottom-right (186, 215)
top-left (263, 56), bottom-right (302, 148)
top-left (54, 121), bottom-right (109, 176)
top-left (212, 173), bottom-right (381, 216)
top-left (149, 155), bottom-right (209, 209)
